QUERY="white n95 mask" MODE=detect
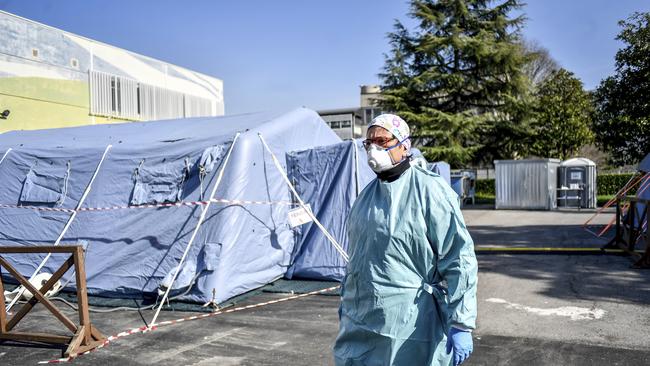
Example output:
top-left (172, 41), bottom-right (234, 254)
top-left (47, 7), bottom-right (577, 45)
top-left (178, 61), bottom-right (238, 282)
top-left (366, 144), bottom-right (396, 173)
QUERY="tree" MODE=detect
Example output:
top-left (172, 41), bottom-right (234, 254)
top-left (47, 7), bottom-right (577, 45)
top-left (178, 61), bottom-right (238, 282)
top-left (379, 0), bottom-right (530, 167)
top-left (593, 12), bottom-right (650, 165)
top-left (530, 69), bottom-right (593, 160)
top-left (521, 39), bottom-right (560, 88)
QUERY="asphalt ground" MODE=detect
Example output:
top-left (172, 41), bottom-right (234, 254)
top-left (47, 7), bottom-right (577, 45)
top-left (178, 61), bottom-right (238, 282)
top-left (2, 208), bottom-right (649, 365)
top-left (463, 207), bottom-right (617, 248)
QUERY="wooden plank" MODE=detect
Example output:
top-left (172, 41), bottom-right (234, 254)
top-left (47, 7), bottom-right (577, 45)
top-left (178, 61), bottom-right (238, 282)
top-left (90, 325), bottom-right (106, 341)
top-left (0, 331), bottom-right (72, 344)
top-left (0, 247), bottom-right (107, 355)
top-left (0, 257), bottom-right (78, 333)
top-left (0, 267), bottom-right (6, 333)
top-left (628, 201), bottom-right (637, 251)
top-left (65, 325), bottom-right (86, 357)
top-left (6, 255), bottom-right (75, 331)
top-left (636, 204), bottom-right (650, 268)
top-left (0, 245), bottom-right (80, 254)
top-left (615, 198), bottom-right (621, 245)
top-left (73, 247), bottom-right (91, 345)
top-left (71, 339), bottom-right (105, 356)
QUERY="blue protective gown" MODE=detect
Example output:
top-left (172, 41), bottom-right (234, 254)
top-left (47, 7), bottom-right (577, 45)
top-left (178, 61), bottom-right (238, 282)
top-left (333, 166), bottom-right (478, 366)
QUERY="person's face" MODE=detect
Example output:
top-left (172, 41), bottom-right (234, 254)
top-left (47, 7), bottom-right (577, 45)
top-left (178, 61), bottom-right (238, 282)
top-left (366, 126), bottom-right (407, 163)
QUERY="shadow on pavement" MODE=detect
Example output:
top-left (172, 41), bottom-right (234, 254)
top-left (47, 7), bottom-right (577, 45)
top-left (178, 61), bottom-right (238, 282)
top-left (478, 254), bottom-right (650, 306)
top-left (469, 225), bottom-right (616, 248)
top-left (467, 334), bottom-right (650, 366)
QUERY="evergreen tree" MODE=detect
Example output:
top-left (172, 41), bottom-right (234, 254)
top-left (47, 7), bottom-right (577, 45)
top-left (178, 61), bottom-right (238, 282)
top-left (531, 69), bottom-right (593, 160)
top-left (593, 12), bottom-right (650, 165)
top-left (379, 0), bottom-right (529, 167)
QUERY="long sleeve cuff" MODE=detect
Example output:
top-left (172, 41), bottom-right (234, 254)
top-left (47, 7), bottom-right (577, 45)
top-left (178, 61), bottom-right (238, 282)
top-left (451, 324), bottom-right (472, 332)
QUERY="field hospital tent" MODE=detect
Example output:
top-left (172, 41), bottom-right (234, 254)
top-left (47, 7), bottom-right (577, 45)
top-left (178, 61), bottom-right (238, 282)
top-left (0, 108), bottom-right (342, 305)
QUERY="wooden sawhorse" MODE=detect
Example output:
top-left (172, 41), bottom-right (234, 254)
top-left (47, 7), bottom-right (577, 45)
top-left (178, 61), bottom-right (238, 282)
top-left (0, 245), bottom-right (106, 357)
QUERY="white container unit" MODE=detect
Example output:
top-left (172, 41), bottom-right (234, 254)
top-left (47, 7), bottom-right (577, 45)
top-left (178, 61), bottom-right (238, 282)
top-left (495, 159), bottom-right (561, 210)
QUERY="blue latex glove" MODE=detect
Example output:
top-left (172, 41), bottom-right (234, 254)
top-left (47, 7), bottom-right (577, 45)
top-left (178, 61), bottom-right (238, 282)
top-left (446, 327), bottom-right (473, 366)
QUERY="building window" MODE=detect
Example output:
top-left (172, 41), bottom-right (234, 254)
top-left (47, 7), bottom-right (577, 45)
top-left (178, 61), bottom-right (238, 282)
top-left (110, 76), bottom-right (121, 114)
top-left (89, 70), bottom-right (213, 121)
top-left (31, 48), bottom-right (39, 58)
top-left (364, 109), bottom-right (372, 124)
top-left (330, 121), bottom-right (341, 129)
top-left (136, 85), bottom-right (141, 115)
top-left (341, 120), bottom-right (351, 128)
top-left (70, 58), bottom-right (79, 69)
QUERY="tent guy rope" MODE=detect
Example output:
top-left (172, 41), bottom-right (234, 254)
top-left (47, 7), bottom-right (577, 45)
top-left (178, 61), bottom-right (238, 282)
top-left (257, 133), bottom-right (349, 263)
top-left (5, 144), bottom-right (113, 313)
top-left (38, 284), bottom-right (340, 364)
top-left (0, 197), bottom-right (296, 213)
top-left (149, 134), bottom-right (240, 328)
top-left (0, 148), bottom-right (12, 166)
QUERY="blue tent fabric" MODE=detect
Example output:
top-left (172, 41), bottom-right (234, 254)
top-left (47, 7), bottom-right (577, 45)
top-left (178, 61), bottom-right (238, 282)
top-left (0, 108), bottom-right (341, 304)
top-left (285, 141), bottom-right (354, 281)
top-left (428, 161), bottom-right (451, 186)
top-left (639, 153), bottom-right (650, 173)
top-left (355, 139), bottom-right (377, 192)
top-left (285, 140), bottom-right (375, 281)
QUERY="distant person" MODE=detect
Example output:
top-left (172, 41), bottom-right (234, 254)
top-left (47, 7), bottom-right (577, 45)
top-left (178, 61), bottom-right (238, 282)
top-left (333, 114), bottom-right (478, 366)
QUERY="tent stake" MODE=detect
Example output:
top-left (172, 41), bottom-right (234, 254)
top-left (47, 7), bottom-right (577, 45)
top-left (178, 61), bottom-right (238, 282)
top-left (150, 133), bottom-right (241, 327)
top-left (257, 133), bottom-right (349, 262)
top-left (5, 144), bottom-right (112, 313)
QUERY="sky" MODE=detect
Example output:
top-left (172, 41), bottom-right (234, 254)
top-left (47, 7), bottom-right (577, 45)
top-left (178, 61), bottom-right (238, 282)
top-left (1, 0), bottom-right (649, 115)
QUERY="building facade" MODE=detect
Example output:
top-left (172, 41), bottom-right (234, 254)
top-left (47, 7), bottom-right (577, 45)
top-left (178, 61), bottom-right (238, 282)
top-left (0, 11), bottom-right (224, 133)
top-left (318, 85), bottom-right (384, 140)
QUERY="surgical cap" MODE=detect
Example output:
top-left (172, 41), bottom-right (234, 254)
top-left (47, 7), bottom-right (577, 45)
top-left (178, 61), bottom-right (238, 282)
top-left (369, 114), bottom-right (411, 151)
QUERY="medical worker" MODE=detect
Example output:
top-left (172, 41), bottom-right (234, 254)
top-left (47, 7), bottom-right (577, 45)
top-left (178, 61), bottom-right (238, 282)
top-left (333, 114), bottom-right (478, 366)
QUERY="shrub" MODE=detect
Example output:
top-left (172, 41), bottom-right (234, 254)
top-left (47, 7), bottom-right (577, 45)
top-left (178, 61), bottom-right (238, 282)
top-left (597, 173), bottom-right (637, 196)
top-left (475, 179), bottom-right (495, 196)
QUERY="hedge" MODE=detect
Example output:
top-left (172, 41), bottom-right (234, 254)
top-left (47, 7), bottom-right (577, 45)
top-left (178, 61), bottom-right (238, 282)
top-left (475, 179), bottom-right (495, 196)
top-left (597, 173), bottom-right (636, 196)
top-left (474, 173), bottom-right (638, 196)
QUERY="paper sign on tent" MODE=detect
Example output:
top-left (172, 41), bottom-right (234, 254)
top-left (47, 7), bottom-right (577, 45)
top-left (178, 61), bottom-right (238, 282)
top-left (288, 204), bottom-right (313, 228)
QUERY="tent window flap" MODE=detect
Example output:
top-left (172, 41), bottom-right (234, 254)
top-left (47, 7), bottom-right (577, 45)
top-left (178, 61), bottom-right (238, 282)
top-left (131, 159), bottom-right (189, 205)
top-left (20, 165), bottom-right (70, 205)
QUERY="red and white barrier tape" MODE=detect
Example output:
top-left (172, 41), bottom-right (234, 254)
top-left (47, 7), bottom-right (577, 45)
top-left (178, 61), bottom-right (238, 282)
top-left (38, 285), bottom-right (340, 364)
top-left (0, 198), bottom-right (296, 214)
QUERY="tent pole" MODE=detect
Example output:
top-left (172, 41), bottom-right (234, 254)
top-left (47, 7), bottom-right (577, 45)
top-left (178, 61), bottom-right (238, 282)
top-left (5, 145), bottom-right (112, 313)
top-left (257, 133), bottom-right (349, 262)
top-left (0, 148), bottom-right (13, 166)
top-left (150, 133), bottom-right (240, 327)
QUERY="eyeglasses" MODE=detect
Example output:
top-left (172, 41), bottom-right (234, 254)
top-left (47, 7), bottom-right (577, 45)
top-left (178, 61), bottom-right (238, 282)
top-left (362, 137), bottom-right (397, 149)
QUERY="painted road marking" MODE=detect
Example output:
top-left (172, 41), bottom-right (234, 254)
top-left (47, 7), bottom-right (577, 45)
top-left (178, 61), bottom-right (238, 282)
top-left (486, 298), bottom-right (605, 320)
